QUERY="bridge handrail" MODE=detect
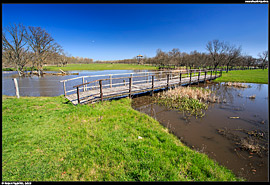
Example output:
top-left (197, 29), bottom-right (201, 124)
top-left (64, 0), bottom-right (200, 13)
top-left (62, 69), bottom-right (222, 96)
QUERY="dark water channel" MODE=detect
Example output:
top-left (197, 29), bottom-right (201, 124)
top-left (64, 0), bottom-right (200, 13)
top-left (131, 82), bottom-right (268, 182)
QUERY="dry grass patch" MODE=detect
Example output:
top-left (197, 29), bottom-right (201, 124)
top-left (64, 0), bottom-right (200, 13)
top-left (155, 86), bottom-right (220, 118)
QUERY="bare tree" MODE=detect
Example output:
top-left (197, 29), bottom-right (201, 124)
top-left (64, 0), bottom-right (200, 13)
top-left (258, 50), bottom-right (268, 70)
top-left (206, 39), bottom-right (228, 70)
top-left (25, 26), bottom-right (60, 76)
top-left (154, 49), bottom-right (169, 65)
top-left (2, 23), bottom-right (29, 76)
top-left (224, 44), bottom-right (242, 72)
top-left (168, 48), bottom-right (181, 65)
top-left (243, 55), bottom-right (255, 70)
top-left (58, 49), bottom-right (69, 67)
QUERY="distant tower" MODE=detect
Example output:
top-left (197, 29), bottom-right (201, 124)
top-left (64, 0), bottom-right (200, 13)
top-left (137, 54), bottom-right (143, 64)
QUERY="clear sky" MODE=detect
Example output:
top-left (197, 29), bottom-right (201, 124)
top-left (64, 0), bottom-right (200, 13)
top-left (2, 3), bottom-right (268, 61)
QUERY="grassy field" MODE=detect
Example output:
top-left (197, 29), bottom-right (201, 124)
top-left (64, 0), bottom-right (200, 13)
top-left (43, 63), bottom-right (158, 71)
top-left (213, 69), bottom-right (268, 84)
top-left (2, 95), bottom-right (242, 181)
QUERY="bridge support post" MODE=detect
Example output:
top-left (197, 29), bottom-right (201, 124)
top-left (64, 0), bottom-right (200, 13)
top-left (63, 81), bottom-right (66, 96)
top-left (99, 80), bottom-right (103, 102)
top-left (82, 77), bottom-right (85, 91)
top-left (167, 74), bottom-right (170, 89)
top-left (204, 71), bottom-right (207, 83)
top-left (76, 87), bottom-right (80, 104)
top-left (179, 72), bottom-right (182, 86)
top-left (189, 72), bottom-right (192, 85)
top-left (129, 77), bottom-right (132, 99)
top-left (198, 72), bottom-right (200, 85)
top-left (110, 75), bottom-right (112, 88)
top-left (151, 75), bottom-right (154, 96)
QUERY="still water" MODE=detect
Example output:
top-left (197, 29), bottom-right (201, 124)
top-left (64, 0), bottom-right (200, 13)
top-left (132, 82), bottom-right (268, 181)
top-left (2, 70), bottom-right (269, 181)
top-left (2, 70), bottom-right (150, 97)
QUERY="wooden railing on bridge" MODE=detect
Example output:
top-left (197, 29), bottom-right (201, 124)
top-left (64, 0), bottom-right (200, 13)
top-left (60, 69), bottom-right (222, 105)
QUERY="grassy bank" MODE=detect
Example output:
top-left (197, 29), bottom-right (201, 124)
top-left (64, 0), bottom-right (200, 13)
top-left (213, 69), bottom-right (268, 84)
top-left (2, 95), bottom-right (242, 181)
top-left (44, 63), bottom-right (157, 71)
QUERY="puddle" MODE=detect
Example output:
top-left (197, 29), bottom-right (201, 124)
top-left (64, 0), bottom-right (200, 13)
top-left (131, 82), bottom-right (268, 181)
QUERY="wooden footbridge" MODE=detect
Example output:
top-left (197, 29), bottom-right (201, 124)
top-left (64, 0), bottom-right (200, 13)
top-left (60, 69), bottom-right (222, 105)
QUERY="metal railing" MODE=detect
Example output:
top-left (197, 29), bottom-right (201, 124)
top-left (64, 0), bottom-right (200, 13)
top-left (61, 69), bottom-right (222, 104)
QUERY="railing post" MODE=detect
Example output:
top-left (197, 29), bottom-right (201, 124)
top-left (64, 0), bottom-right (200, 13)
top-left (189, 71), bottom-right (192, 85)
top-left (204, 70), bottom-right (207, 83)
top-left (215, 70), bottom-right (217, 78)
top-left (13, 78), bottom-right (20, 98)
top-left (63, 81), bottom-right (66, 96)
top-left (167, 73), bottom-right (170, 89)
top-left (82, 77), bottom-right (85, 92)
top-left (99, 80), bottom-right (103, 102)
top-left (129, 77), bottom-right (132, 99)
top-left (76, 86), bottom-right (80, 104)
top-left (210, 70), bottom-right (213, 80)
top-left (151, 75), bottom-right (154, 96)
top-left (179, 72), bottom-right (182, 86)
top-left (198, 72), bottom-right (200, 84)
top-left (110, 75), bottom-right (112, 88)
top-left (220, 69), bottom-right (222, 77)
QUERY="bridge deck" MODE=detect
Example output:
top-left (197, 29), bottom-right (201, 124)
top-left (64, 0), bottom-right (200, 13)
top-left (65, 74), bottom-right (216, 105)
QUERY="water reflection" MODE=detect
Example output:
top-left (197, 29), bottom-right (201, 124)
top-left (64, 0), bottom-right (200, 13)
top-left (131, 82), bottom-right (268, 182)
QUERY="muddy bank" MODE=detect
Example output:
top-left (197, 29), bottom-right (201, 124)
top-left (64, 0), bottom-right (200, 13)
top-left (131, 82), bottom-right (268, 181)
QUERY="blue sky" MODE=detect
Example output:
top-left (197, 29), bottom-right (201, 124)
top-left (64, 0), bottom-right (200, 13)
top-left (2, 4), bottom-right (268, 61)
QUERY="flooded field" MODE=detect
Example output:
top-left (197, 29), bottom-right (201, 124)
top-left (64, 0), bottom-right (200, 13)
top-left (2, 70), bottom-right (268, 181)
top-left (2, 70), bottom-right (150, 97)
top-left (132, 82), bottom-right (268, 181)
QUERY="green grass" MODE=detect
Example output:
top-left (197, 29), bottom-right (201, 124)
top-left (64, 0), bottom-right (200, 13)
top-left (2, 95), bottom-right (243, 181)
top-left (213, 69), bottom-right (268, 84)
top-left (43, 63), bottom-right (157, 71)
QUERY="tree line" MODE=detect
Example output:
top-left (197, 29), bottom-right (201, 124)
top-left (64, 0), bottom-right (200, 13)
top-left (2, 23), bottom-right (93, 76)
top-left (101, 40), bottom-right (268, 72)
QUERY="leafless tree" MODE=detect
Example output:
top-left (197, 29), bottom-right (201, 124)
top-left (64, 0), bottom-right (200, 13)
top-left (154, 49), bottom-right (169, 65)
top-left (2, 23), bottom-right (29, 76)
top-left (258, 50), bottom-right (268, 70)
top-left (25, 26), bottom-right (60, 76)
top-left (168, 48), bottom-right (181, 65)
top-left (224, 44), bottom-right (242, 72)
top-left (243, 55), bottom-right (255, 70)
top-left (58, 49), bottom-right (69, 67)
top-left (206, 39), bottom-right (228, 70)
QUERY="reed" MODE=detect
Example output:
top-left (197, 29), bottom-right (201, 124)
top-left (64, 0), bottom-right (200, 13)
top-left (155, 87), bottom-right (218, 117)
top-left (224, 82), bottom-right (249, 88)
